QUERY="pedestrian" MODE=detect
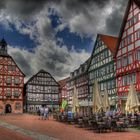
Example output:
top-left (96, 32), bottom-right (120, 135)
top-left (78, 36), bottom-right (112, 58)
top-left (44, 106), bottom-right (49, 120)
top-left (39, 105), bottom-right (44, 120)
top-left (48, 108), bottom-right (52, 118)
top-left (37, 108), bottom-right (40, 118)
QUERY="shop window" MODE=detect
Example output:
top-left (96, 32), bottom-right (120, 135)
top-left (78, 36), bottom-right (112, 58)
top-left (15, 102), bottom-right (21, 110)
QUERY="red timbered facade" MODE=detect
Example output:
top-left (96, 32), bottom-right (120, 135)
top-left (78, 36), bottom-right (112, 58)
top-left (0, 39), bottom-right (25, 114)
top-left (115, 0), bottom-right (140, 112)
top-left (58, 77), bottom-right (70, 103)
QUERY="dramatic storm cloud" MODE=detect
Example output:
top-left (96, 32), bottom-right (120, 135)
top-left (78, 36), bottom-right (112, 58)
top-left (0, 0), bottom-right (128, 81)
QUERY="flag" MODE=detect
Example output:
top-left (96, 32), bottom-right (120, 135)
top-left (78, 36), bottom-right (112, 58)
top-left (61, 100), bottom-right (67, 110)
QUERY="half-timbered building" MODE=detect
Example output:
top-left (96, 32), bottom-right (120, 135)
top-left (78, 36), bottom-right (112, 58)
top-left (88, 34), bottom-right (118, 109)
top-left (115, 0), bottom-right (140, 112)
top-left (0, 39), bottom-right (25, 114)
top-left (58, 77), bottom-right (70, 103)
top-left (25, 70), bottom-right (60, 113)
top-left (67, 59), bottom-right (90, 114)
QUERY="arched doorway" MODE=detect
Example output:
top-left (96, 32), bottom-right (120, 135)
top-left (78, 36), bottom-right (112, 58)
top-left (5, 104), bottom-right (12, 113)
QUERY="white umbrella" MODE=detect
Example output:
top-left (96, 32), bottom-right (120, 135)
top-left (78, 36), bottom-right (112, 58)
top-left (125, 83), bottom-right (140, 113)
top-left (92, 80), bottom-right (103, 113)
top-left (72, 85), bottom-right (79, 113)
top-left (102, 89), bottom-right (110, 112)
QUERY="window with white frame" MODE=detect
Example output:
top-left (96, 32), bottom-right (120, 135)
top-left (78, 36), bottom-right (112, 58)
top-left (136, 29), bottom-right (140, 40)
top-left (100, 83), bottom-right (104, 91)
top-left (14, 77), bottom-right (20, 85)
top-left (117, 59), bottom-right (121, 68)
top-left (122, 75), bottom-right (127, 86)
top-left (121, 40), bottom-right (124, 48)
top-left (132, 73), bottom-right (136, 83)
top-left (100, 67), bottom-right (104, 76)
top-left (15, 102), bottom-right (21, 110)
top-left (104, 50), bottom-right (108, 58)
top-left (128, 54), bottom-right (133, 64)
top-left (110, 63), bottom-right (114, 73)
top-left (6, 88), bottom-right (11, 97)
top-left (7, 65), bottom-right (16, 71)
top-left (6, 76), bottom-right (12, 85)
top-left (106, 66), bottom-right (109, 74)
top-left (127, 34), bottom-right (132, 44)
top-left (123, 56), bottom-right (128, 67)
top-left (14, 90), bottom-right (20, 98)
top-left (112, 80), bottom-right (116, 88)
top-left (137, 49), bottom-right (140, 60)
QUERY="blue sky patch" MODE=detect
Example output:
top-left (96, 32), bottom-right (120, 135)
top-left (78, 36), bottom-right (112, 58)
top-left (0, 9), bottom-right (93, 54)
top-left (55, 27), bottom-right (93, 52)
top-left (0, 23), bottom-right (36, 51)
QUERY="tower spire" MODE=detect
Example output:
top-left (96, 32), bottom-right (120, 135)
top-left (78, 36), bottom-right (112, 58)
top-left (0, 38), bottom-right (8, 56)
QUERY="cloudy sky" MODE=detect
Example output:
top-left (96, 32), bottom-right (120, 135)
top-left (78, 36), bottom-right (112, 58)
top-left (0, 0), bottom-right (128, 81)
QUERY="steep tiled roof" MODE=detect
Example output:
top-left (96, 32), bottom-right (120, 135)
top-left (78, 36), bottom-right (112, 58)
top-left (99, 34), bottom-right (118, 55)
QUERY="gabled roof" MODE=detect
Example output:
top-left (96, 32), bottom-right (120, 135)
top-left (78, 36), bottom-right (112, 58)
top-left (58, 77), bottom-right (70, 88)
top-left (10, 56), bottom-right (25, 77)
top-left (25, 69), bottom-right (59, 85)
top-left (87, 34), bottom-right (118, 71)
top-left (68, 57), bottom-right (90, 81)
top-left (114, 0), bottom-right (140, 57)
top-left (99, 34), bottom-right (118, 55)
top-left (0, 54), bottom-right (25, 76)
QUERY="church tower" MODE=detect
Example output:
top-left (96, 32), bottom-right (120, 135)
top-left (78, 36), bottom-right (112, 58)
top-left (0, 38), bottom-right (8, 56)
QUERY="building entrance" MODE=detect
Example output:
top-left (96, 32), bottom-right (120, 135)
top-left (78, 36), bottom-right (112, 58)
top-left (5, 104), bottom-right (12, 113)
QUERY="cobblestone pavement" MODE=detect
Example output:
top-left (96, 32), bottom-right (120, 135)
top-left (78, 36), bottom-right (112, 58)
top-left (0, 120), bottom-right (58, 140)
top-left (0, 126), bottom-right (34, 140)
top-left (0, 114), bottom-right (140, 140)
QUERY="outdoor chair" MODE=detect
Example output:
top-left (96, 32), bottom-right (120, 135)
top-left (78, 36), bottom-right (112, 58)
top-left (92, 121), bottom-right (98, 132)
top-left (77, 118), bottom-right (84, 128)
top-left (96, 121), bottom-right (106, 133)
top-left (112, 119), bottom-right (128, 132)
top-left (88, 119), bottom-right (94, 130)
top-left (83, 117), bottom-right (89, 128)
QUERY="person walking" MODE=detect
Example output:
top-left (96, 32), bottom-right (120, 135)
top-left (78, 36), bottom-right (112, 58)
top-left (39, 105), bottom-right (44, 120)
top-left (44, 106), bottom-right (49, 120)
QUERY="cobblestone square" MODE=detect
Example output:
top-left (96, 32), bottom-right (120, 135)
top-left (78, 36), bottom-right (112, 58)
top-left (0, 114), bottom-right (140, 140)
